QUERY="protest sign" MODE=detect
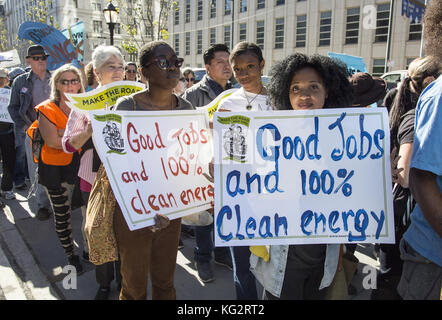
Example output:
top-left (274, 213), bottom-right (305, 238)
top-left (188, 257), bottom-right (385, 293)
top-left (65, 81), bottom-right (145, 113)
top-left (62, 21), bottom-right (85, 62)
top-left (0, 49), bottom-right (21, 68)
top-left (18, 21), bottom-right (81, 70)
top-left (213, 108), bottom-right (395, 246)
top-left (200, 88), bottom-right (237, 119)
top-left (90, 110), bottom-right (213, 231)
top-left (0, 88), bottom-right (13, 123)
top-left (328, 52), bottom-right (368, 76)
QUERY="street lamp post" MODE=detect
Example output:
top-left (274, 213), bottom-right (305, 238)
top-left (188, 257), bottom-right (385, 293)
top-left (103, 1), bottom-right (118, 46)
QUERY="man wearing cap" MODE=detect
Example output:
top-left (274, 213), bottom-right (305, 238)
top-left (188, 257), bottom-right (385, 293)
top-left (7, 45), bottom-right (52, 220)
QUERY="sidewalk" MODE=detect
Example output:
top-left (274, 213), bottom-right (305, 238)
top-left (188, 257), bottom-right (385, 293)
top-left (0, 186), bottom-right (379, 300)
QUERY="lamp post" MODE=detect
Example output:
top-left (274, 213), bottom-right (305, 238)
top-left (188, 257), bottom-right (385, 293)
top-left (103, 1), bottom-right (118, 46)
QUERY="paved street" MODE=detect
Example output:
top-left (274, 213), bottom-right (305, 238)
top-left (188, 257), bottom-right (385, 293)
top-left (0, 185), bottom-right (380, 300)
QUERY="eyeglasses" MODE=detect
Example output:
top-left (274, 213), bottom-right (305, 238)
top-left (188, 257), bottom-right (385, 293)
top-left (59, 78), bottom-right (80, 86)
top-left (31, 56), bottom-right (48, 61)
top-left (126, 70), bottom-right (137, 74)
top-left (186, 77), bottom-right (195, 82)
top-left (144, 56), bottom-right (184, 70)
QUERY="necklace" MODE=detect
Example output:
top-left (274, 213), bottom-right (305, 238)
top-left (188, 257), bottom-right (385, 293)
top-left (244, 87), bottom-right (263, 110)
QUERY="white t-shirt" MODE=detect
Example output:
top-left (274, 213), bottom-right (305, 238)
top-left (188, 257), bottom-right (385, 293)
top-left (218, 87), bottom-right (272, 111)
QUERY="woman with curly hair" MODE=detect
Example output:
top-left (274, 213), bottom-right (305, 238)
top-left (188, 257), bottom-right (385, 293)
top-left (250, 53), bottom-right (353, 300)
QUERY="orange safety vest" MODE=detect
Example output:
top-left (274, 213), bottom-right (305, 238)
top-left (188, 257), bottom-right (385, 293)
top-left (26, 99), bottom-right (73, 166)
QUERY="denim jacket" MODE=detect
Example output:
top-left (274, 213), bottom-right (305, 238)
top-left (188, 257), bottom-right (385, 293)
top-left (250, 244), bottom-right (340, 298)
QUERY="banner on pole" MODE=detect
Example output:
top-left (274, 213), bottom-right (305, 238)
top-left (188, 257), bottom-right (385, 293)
top-left (62, 21), bottom-right (85, 62)
top-left (18, 21), bottom-right (81, 70)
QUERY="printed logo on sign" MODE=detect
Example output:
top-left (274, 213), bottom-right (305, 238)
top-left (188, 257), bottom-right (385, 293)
top-left (94, 113), bottom-right (126, 155)
top-left (218, 115), bottom-right (250, 163)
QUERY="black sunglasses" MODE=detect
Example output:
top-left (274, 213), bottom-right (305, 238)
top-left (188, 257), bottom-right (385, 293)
top-left (31, 56), bottom-right (48, 61)
top-left (144, 56), bottom-right (184, 70)
top-left (126, 70), bottom-right (137, 73)
top-left (59, 78), bottom-right (80, 86)
top-left (186, 77), bottom-right (195, 82)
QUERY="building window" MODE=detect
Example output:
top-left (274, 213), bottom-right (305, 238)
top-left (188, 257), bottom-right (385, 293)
top-left (240, 0), bottom-right (247, 13)
top-left (375, 3), bottom-right (390, 42)
top-left (93, 20), bottom-right (102, 33)
top-left (406, 57), bottom-right (417, 69)
top-left (210, 28), bottom-right (216, 45)
top-left (185, 0), bottom-right (191, 23)
top-left (345, 7), bottom-right (360, 45)
top-left (197, 30), bottom-right (203, 54)
top-left (174, 2), bottom-right (180, 25)
top-left (256, 20), bottom-right (265, 50)
top-left (239, 23), bottom-right (247, 42)
top-left (224, 25), bottom-right (231, 49)
top-left (175, 34), bottom-right (180, 56)
top-left (115, 23), bottom-right (121, 34)
top-left (319, 11), bottom-right (332, 46)
top-left (372, 59), bottom-right (386, 76)
top-left (275, 18), bottom-right (284, 49)
top-left (296, 15), bottom-right (307, 48)
top-left (185, 32), bottom-right (190, 55)
top-left (276, 0), bottom-right (285, 5)
top-left (257, 0), bottom-right (265, 10)
top-left (197, 0), bottom-right (203, 20)
top-left (225, 0), bottom-right (232, 15)
top-left (73, 0), bottom-right (78, 8)
top-left (210, 0), bottom-right (216, 18)
top-left (92, 2), bottom-right (101, 11)
top-left (409, 21), bottom-right (422, 41)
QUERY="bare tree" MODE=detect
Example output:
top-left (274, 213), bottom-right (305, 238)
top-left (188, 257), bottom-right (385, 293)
top-left (115, 0), bottom-right (176, 55)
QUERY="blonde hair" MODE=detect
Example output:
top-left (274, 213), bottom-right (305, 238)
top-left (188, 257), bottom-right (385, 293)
top-left (409, 55), bottom-right (442, 94)
top-left (50, 64), bottom-right (85, 102)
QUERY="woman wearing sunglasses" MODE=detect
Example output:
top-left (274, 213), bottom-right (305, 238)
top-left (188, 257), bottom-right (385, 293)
top-left (62, 45), bottom-right (125, 300)
top-left (182, 67), bottom-right (195, 88)
top-left (32, 64), bottom-right (83, 272)
top-left (113, 40), bottom-right (193, 300)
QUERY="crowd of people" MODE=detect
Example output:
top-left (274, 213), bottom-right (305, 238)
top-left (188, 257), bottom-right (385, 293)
top-left (1, 1), bottom-right (441, 300)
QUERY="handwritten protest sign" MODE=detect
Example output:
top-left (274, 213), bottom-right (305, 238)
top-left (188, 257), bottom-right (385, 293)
top-left (213, 108), bottom-right (395, 246)
top-left (18, 21), bottom-right (81, 70)
top-left (0, 88), bottom-right (13, 123)
top-left (65, 81), bottom-right (145, 113)
top-left (62, 21), bottom-right (85, 62)
top-left (90, 110), bottom-right (213, 230)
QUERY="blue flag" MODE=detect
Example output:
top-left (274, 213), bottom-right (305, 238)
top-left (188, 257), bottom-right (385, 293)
top-left (18, 21), bottom-right (81, 71)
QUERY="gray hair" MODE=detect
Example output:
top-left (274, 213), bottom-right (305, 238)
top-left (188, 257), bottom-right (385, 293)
top-left (92, 45), bottom-right (124, 72)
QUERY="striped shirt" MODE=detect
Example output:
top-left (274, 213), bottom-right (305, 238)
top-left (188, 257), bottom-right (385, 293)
top-left (62, 110), bottom-right (96, 191)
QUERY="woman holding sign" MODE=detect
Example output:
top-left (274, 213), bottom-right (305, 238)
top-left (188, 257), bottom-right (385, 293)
top-left (217, 41), bottom-right (272, 300)
top-left (113, 41), bottom-right (193, 300)
top-left (249, 53), bottom-right (353, 300)
top-left (34, 64), bottom-right (83, 272)
top-left (62, 45), bottom-right (125, 300)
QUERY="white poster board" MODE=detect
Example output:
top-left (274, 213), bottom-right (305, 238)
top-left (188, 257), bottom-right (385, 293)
top-left (0, 88), bottom-right (13, 123)
top-left (90, 110), bottom-right (213, 231)
top-left (213, 108), bottom-right (395, 246)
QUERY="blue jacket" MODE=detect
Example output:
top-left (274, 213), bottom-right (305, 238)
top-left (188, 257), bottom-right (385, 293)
top-left (7, 70), bottom-right (50, 143)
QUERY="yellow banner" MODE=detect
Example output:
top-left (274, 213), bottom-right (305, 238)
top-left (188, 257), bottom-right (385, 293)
top-left (65, 81), bottom-right (145, 113)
